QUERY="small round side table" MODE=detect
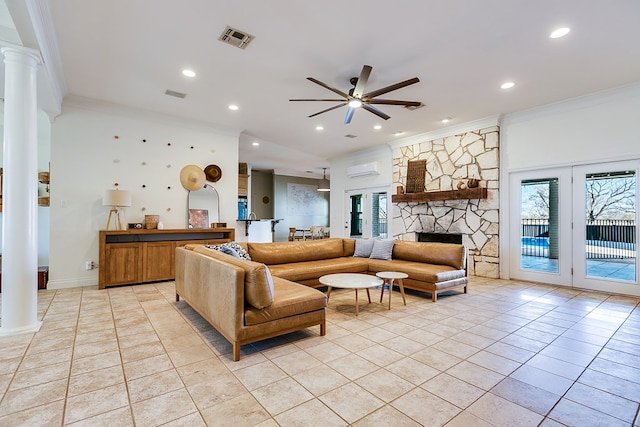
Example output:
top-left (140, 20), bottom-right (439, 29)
top-left (376, 271), bottom-right (408, 310)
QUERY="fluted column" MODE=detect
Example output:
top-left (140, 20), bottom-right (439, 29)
top-left (0, 46), bottom-right (42, 335)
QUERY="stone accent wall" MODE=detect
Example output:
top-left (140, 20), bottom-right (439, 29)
top-left (392, 126), bottom-right (500, 278)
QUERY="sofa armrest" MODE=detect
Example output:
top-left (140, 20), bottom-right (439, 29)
top-left (175, 247), bottom-right (245, 341)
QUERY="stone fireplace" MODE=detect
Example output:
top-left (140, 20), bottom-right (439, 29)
top-left (392, 125), bottom-right (500, 278)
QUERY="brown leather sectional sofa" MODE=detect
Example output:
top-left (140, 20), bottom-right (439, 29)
top-left (246, 238), bottom-right (469, 301)
top-left (175, 238), bottom-right (468, 360)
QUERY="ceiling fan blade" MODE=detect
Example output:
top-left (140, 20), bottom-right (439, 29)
top-left (308, 103), bottom-right (347, 118)
top-left (352, 65), bottom-right (372, 99)
top-left (362, 104), bottom-right (391, 120)
top-left (290, 98), bottom-right (346, 102)
top-left (363, 77), bottom-right (420, 99)
top-left (368, 99), bottom-right (422, 107)
top-left (307, 77), bottom-right (349, 98)
top-left (344, 107), bottom-right (355, 124)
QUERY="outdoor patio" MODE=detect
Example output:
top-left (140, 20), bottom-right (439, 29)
top-left (521, 256), bottom-right (636, 282)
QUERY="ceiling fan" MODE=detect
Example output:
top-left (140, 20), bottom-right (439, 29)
top-left (289, 65), bottom-right (421, 124)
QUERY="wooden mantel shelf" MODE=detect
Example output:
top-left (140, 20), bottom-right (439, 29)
top-left (392, 187), bottom-right (487, 203)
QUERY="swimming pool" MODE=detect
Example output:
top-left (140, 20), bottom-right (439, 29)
top-left (521, 237), bottom-right (549, 248)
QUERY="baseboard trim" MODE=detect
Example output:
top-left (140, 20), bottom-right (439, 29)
top-left (46, 278), bottom-right (99, 290)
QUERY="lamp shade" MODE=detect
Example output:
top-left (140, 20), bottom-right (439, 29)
top-left (103, 189), bottom-right (132, 207)
top-left (317, 168), bottom-right (330, 192)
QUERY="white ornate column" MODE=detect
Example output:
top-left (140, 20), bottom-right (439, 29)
top-left (1, 46), bottom-right (42, 335)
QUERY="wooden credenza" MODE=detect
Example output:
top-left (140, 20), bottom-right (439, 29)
top-left (98, 228), bottom-right (235, 289)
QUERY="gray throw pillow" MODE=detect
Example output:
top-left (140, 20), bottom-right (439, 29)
top-left (354, 239), bottom-right (375, 257)
top-left (218, 246), bottom-right (240, 257)
top-left (369, 239), bottom-right (395, 260)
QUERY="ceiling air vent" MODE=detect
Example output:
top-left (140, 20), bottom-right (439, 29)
top-left (218, 26), bottom-right (254, 49)
top-left (344, 134), bottom-right (358, 139)
top-left (165, 89), bottom-right (186, 99)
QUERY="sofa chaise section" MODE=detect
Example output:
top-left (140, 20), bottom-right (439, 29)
top-left (371, 240), bottom-right (468, 301)
top-left (175, 245), bottom-right (327, 361)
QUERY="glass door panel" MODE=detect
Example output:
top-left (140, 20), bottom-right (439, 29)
top-left (371, 192), bottom-right (388, 238)
top-left (520, 178), bottom-right (559, 273)
top-left (573, 161), bottom-right (638, 295)
top-left (349, 194), bottom-right (363, 238)
top-left (510, 168), bottom-right (572, 286)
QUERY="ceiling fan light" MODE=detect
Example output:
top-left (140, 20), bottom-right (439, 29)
top-left (348, 99), bottom-right (362, 108)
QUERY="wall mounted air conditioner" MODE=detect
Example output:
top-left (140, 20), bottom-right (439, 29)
top-left (346, 162), bottom-right (380, 178)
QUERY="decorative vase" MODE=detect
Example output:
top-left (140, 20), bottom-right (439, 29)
top-left (467, 178), bottom-right (479, 188)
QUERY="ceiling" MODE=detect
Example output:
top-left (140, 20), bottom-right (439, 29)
top-left (3, 1), bottom-right (640, 178)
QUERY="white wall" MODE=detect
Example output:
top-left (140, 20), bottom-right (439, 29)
top-left (48, 98), bottom-right (240, 288)
top-left (499, 82), bottom-right (640, 278)
top-left (501, 83), bottom-right (640, 171)
top-left (329, 145), bottom-right (394, 238)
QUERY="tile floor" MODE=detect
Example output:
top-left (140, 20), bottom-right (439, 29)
top-left (0, 278), bottom-right (639, 426)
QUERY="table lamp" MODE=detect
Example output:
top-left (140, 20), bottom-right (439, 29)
top-left (103, 189), bottom-right (132, 230)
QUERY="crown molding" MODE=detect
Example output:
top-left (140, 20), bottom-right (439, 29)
top-left (501, 81), bottom-right (640, 127)
top-left (387, 115), bottom-right (501, 150)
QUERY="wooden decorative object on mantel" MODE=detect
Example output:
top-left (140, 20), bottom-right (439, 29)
top-left (391, 187), bottom-right (487, 203)
top-left (405, 160), bottom-right (426, 193)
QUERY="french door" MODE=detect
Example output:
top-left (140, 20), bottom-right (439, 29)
top-left (344, 188), bottom-right (389, 239)
top-left (510, 160), bottom-right (639, 296)
top-left (509, 168), bottom-right (573, 286)
top-left (572, 162), bottom-right (638, 294)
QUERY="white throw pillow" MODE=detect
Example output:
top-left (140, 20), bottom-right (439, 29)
top-left (369, 239), bottom-right (395, 260)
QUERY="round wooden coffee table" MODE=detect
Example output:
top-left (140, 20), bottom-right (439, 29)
top-left (319, 273), bottom-right (383, 316)
top-left (376, 271), bottom-right (408, 309)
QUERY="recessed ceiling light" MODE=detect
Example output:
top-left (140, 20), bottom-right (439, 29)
top-left (228, 104), bottom-right (239, 110)
top-left (252, 141), bottom-right (260, 146)
top-left (182, 69), bottom-right (196, 77)
top-left (315, 125), bottom-right (324, 131)
top-left (441, 117), bottom-right (451, 123)
top-left (373, 125), bottom-right (382, 130)
top-left (550, 27), bottom-right (570, 39)
top-left (501, 81), bottom-right (515, 89)
top-left (393, 131), bottom-right (404, 136)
